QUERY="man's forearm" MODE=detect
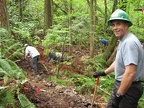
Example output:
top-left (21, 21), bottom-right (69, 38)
top-left (25, 53), bottom-right (28, 58)
top-left (105, 61), bottom-right (115, 74)
top-left (117, 65), bottom-right (136, 95)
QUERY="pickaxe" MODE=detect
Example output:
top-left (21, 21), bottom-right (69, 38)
top-left (90, 76), bottom-right (100, 108)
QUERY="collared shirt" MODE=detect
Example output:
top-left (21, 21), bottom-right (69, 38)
top-left (115, 33), bottom-right (144, 81)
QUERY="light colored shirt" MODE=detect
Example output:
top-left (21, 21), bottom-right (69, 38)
top-left (55, 52), bottom-right (62, 58)
top-left (25, 46), bottom-right (40, 58)
top-left (115, 33), bottom-right (144, 81)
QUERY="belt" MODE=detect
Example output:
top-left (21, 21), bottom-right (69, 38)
top-left (132, 80), bottom-right (141, 83)
top-left (116, 80), bottom-right (141, 83)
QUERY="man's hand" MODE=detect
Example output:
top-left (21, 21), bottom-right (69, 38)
top-left (112, 92), bottom-right (123, 108)
top-left (93, 71), bottom-right (106, 78)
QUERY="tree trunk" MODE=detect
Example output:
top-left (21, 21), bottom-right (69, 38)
top-left (69, 0), bottom-right (72, 55)
top-left (0, 0), bottom-right (10, 34)
top-left (90, 0), bottom-right (95, 57)
top-left (94, 0), bottom-right (97, 26)
top-left (102, 0), bottom-right (118, 65)
top-left (44, 0), bottom-right (53, 35)
top-left (18, 0), bottom-right (23, 21)
top-left (112, 0), bottom-right (117, 12)
top-left (104, 0), bottom-right (107, 31)
top-left (107, 46), bottom-right (117, 65)
top-left (103, 35), bottom-right (118, 64)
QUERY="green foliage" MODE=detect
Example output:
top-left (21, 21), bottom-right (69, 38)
top-left (71, 75), bottom-right (95, 95)
top-left (18, 93), bottom-right (35, 108)
top-left (0, 89), bottom-right (16, 107)
top-left (42, 27), bottom-right (69, 50)
top-left (11, 22), bottom-right (41, 45)
top-left (47, 75), bottom-right (71, 86)
top-left (84, 54), bottom-right (107, 77)
top-left (0, 58), bottom-right (35, 107)
top-left (0, 28), bottom-right (23, 59)
top-left (0, 59), bottom-right (26, 79)
top-left (47, 70), bottom-right (95, 95)
top-left (138, 93), bottom-right (144, 108)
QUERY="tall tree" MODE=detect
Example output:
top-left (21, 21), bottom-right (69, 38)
top-left (112, 0), bottom-right (118, 12)
top-left (44, 0), bottom-right (53, 35)
top-left (90, 0), bottom-right (96, 57)
top-left (69, 0), bottom-right (72, 55)
top-left (18, 0), bottom-right (23, 21)
top-left (104, 0), bottom-right (108, 31)
top-left (102, 0), bottom-right (118, 65)
top-left (0, 0), bottom-right (10, 33)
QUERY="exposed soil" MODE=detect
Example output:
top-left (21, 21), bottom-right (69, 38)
top-left (17, 46), bottom-right (107, 108)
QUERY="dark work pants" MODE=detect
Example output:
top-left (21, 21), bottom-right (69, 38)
top-left (107, 80), bottom-right (143, 108)
top-left (32, 55), bottom-right (39, 73)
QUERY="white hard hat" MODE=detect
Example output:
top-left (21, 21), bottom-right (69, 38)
top-left (24, 44), bottom-right (28, 47)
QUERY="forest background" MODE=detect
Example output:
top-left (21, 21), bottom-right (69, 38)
top-left (0, 0), bottom-right (144, 107)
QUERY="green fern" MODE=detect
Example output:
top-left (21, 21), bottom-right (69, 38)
top-left (0, 59), bottom-right (12, 73)
top-left (18, 93), bottom-right (35, 108)
top-left (0, 89), bottom-right (16, 108)
top-left (0, 68), bottom-right (9, 77)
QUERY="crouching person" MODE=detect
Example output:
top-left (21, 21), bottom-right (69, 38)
top-left (47, 50), bottom-right (64, 63)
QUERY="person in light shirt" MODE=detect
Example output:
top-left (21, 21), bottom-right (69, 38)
top-left (93, 9), bottom-right (144, 108)
top-left (24, 44), bottom-right (40, 73)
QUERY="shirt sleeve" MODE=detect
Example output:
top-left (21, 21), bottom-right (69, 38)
top-left (122, 41), bottom-right (139, 66)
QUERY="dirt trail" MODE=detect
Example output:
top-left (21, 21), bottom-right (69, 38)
top-left (17, 47), bottom-right (107, 108)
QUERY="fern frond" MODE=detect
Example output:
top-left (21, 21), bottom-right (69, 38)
top-left (18, 93), bottom-right (35, 108)
top-left (5, 59), bottom-right (26, 79)
top-left (0, 68), bottom-right (9, 77)
top-left (0, 59), bottom-right (12, 73)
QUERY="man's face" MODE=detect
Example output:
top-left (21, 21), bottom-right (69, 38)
top-left (112, 20), bottom-right (129, 39)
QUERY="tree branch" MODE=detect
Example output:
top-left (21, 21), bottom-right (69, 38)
top-left (53, 2), bottom-right (68, 15)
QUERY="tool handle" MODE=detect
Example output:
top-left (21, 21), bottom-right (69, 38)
top-left (96, 76), bottom-right (100, 85)
top-left (90, 77), bottom-right (100, 108)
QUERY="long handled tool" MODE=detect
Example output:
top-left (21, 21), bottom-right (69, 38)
top-left (90, 76), bottom-right (100, 108)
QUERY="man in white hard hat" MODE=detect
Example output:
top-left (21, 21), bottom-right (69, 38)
top-left (24, 44), bottom-right (40, 74)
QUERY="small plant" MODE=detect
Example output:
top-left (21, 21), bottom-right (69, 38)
top-left (84, 54), bottom-right (107, 77)
top-left (0, 28), bottom-right (23, 59)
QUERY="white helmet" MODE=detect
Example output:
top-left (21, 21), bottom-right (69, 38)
top-left (24, 44), bottom-right (28, 47)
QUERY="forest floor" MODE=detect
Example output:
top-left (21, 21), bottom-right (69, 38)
top-left (17, 46), bottom-right (107, 108)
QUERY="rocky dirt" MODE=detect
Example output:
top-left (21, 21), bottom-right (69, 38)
top-left (17, 46), bottom-right (107, 108)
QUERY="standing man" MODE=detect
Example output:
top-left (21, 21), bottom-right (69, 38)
top-left (93, 9), bottom-right (144, 108)
top-left (24, 44), bottom-right (40, 74)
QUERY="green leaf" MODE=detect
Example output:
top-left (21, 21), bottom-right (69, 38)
top-left (18, 93), bottom-right (35, 108)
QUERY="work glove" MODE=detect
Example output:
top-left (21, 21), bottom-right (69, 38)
top-left (93, 71), bottom-right (106, 78)
top-left (112, 92), bottom-right (123, 108)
